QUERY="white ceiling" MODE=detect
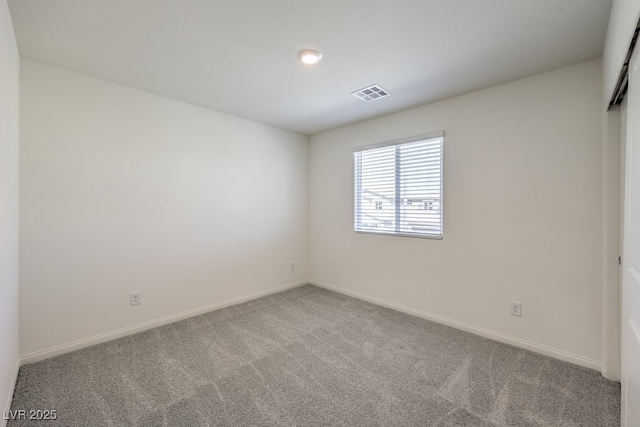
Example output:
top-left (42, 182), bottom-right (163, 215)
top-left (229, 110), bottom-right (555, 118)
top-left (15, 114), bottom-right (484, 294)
top-left (8, 0), bottom-right (613, 135)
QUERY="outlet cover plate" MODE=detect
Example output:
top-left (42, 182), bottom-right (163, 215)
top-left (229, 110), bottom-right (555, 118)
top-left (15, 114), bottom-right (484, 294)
top-left (510, 301), bottom-right (521, 317)
top-left (130, 291), bottom-right (141, 306)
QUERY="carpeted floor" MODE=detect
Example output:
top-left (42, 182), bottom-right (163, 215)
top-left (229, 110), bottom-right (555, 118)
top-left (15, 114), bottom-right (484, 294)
top-left (9, 285), bottom-right (620, 426)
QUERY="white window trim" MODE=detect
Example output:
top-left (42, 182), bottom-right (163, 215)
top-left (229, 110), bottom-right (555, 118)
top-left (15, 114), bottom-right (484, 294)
top-left (353, 131), bottom-right (444, 240)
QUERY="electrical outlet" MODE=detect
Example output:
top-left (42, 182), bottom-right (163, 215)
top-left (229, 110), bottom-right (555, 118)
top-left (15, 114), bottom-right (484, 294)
top-left (130, 291), bottom-right (141, 306)
top-left (290, 261), bottom-right (296, 271)
top-left (510, 301), bottom-right (521, 317)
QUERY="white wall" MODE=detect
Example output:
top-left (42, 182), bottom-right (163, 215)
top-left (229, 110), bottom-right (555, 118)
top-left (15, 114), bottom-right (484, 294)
top-left (603, 0), bottom-right (640, 106)
top-left (310, 60), bottom-right (606, 370)
top-left (0, 0), bottom-right (20, 424)
top-left (19, 59), bottom-right (309, 360)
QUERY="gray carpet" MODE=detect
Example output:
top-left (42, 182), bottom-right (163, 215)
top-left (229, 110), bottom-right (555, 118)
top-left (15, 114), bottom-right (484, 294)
top-left (9, 285), bottom-right (620, 426)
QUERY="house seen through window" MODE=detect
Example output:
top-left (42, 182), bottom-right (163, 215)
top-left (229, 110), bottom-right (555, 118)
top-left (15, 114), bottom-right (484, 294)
top-left (353, 133), bottom-right (444, 239)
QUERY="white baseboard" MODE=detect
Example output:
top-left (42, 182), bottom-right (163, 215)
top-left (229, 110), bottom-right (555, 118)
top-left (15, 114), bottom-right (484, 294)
top-left (20, 280), bottom-right (307, 365)
top-left (309, 279), bottom-right (605, 373)
top-left (20, 279), bottom-right (607, 376)
top-left (2, 357), bottom-right (20, 427)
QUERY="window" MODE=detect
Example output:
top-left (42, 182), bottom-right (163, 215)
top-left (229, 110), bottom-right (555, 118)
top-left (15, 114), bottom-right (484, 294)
top-left (354, 133), bottom-right (443, 239)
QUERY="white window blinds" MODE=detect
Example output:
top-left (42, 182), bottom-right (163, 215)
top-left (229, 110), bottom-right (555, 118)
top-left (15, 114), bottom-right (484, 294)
top-left (354, 134), bottom-right (443, 239)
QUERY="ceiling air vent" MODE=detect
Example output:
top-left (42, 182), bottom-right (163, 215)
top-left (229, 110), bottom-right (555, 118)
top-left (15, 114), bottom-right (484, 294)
top-left (352, 84), bottom-right (390, 102)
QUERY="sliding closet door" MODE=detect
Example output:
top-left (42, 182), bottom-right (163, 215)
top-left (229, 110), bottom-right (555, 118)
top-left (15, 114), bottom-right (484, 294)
top-left (621, 44), bottom-right (640, 427)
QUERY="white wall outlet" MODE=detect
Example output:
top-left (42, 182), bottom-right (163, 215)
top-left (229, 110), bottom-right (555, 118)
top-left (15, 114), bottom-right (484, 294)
top-left (510, 301), bottom-right (522, 317)
top-left (130, 291), bottom-right (141, 306)
top-left (290, 261), bottom-right (295, 271)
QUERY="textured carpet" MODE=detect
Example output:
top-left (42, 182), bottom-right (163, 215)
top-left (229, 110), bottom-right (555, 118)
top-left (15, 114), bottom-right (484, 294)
top-left (9, 285), bottom-right (620, 426)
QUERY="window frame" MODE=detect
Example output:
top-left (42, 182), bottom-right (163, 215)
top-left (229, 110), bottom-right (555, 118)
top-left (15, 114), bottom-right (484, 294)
top-left (353, 132), bottom-right (444, 240)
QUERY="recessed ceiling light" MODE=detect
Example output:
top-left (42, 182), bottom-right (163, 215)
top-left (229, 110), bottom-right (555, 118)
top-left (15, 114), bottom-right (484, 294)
top-left (298, 49), bottom-right (322, 65)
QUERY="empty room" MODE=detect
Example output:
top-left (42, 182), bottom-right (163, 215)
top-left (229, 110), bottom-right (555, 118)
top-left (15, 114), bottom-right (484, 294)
top-left (1, 0), bottom-right (639, 426)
